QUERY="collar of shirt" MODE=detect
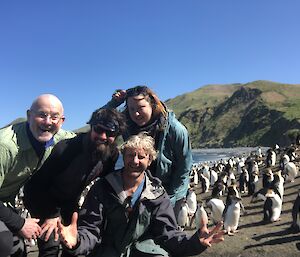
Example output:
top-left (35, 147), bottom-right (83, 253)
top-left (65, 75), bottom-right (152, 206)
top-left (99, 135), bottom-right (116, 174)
top-left (130, 176), bottom-right (145, 208)
top-left (26, 123), bottom-right (54, 158)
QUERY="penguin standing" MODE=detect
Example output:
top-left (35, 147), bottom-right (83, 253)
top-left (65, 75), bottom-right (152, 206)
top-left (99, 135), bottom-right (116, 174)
top-left (262, 168), bottom-right (273, 189)
top-left (186, 188), bottom-right (197, 225)
top-left (191, 202), bottom-right (209, 230)
top-left (200, 173), bottom-right (210, 193)
top-left (206, 197), bottom-right (225, 224)
top-left (284, 162), bottom-right (298, 182)
top-left (223, 195), bottom-right (241, 235)
top-left (291, 189), bottom-right (300, 232)
top-left (202, 164), bottom-right (210, 181)
top-left (210, 168), bottom-right (218, 187)
top-left (263, 188), bottom-right (282, 222)
top-left (272, 170), bottom-right (284, 199)
top-left (177, 200), bottom-right (189, 231)
top-left (266, 149), bottom-right (276, 167)
top-left (190, 167), bottom-right (199, 187)
top-left (239, 166), bottom-right (249, 194)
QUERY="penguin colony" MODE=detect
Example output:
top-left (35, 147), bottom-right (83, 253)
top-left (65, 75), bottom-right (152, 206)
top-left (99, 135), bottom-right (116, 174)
top-left (178, 143), bottom-right (300, 237)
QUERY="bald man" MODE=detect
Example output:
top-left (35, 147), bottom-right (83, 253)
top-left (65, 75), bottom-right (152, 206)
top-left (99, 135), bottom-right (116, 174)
top-left (0, 94), bottom-right (75, 257)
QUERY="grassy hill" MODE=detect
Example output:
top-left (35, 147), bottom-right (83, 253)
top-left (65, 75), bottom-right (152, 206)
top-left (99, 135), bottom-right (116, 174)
top-left (166, 80), bottom-right (300, 148)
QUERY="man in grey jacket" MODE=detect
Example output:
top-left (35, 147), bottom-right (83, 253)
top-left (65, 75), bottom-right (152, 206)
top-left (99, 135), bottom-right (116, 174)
top-left (58, 133), bottom-right (224, 257)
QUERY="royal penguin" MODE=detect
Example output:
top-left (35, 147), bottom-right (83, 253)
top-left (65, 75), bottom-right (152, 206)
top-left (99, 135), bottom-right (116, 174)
top-left (190, 167), bottom-right (199, 187)
top-left (223, 194), bottom-right (241, 235)
top-left (177, 199), bottom-right (189, 231)
top-left (239, 166), bottom-right (249, 194)
top-left (190, 201), bottom-right (209, 230)
top-left (206, 197), bottom-right (225, 225)
top-left (257, 147), bottom-right (262, 158)
top-left (211, 179), bottom-right (225, 199)
top-left (263, 188), bottom-right (282, 222)
top-left (200, 173), bottom-right (210, 193)
top-left (210, 168), bottom-right (218, 187)
top-left (262, 168), bottom-right (273, 189)
top-left (266, 148), bottom-right (276, 167)
top-left (291, 189), bottom-right (300, 232)
top-left (186, 188), bottom-right (197, 222)
top-left (284, 162), bottom-right (298, 182)
top-left (286, 146), bottom-right (297, 161)
top-left (248, 170), bottom-right (259, 196)
top-left (272, 170), bottom-right (284, 199)
top-left (202, 164), bottom-right (210, 180)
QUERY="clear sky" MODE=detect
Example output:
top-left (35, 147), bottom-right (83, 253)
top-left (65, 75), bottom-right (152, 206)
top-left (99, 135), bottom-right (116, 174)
top-left (1, 0), bottom-right (299, 130)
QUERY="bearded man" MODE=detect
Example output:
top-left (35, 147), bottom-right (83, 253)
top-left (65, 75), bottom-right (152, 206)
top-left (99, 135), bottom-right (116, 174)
top-left (23, 108), bottom-right (126, 257)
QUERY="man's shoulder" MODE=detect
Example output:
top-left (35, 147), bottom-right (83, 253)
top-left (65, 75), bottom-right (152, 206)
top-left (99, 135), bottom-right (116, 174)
top-left (54, 128), bottom-right (76, 142)
top-left (51, 133), bottom-right (84, 158)
top-left (0, 122), bottom-right (27, 149)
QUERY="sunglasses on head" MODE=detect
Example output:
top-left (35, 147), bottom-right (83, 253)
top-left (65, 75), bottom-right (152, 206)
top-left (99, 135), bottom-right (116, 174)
top-left (126, 86), bottom-right (149, 97)
top-left (92, 125), bottom-right (118, 137)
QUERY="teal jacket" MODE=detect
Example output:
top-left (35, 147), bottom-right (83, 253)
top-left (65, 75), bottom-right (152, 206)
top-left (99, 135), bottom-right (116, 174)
top-left (154, 111), bottom-right (193, 205)
top-left (0, 122), bottom-right (76, 202)
top-left (104, 99), bottom-right (193, 205)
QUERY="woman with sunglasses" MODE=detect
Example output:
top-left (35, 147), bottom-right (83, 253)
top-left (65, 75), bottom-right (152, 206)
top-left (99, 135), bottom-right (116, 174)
top-left (104, 85), bottom-right (193, 217)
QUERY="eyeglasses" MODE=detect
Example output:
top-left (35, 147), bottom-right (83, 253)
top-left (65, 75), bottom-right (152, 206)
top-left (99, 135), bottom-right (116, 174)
top-left (126, 86), bottom-right (149, 97)
top-left (31, 110), bottom-right (62, 123)
top-left (92, 125), bottom-right (118, 137)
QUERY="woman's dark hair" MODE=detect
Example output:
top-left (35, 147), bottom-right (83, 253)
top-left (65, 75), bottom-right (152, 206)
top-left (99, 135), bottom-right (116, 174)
top-left (124, 85), bottom-right (167, 120)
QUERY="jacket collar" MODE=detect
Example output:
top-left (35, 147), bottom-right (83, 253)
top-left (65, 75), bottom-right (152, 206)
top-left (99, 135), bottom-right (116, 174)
top-left (105, 169), bottom-right (165, 206)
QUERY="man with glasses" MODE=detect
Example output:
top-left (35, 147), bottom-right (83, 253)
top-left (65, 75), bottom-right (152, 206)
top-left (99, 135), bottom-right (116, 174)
top-left (23, 108), bottom-right (126, 257)
top-left (0, 94), bottom-right (75, 257)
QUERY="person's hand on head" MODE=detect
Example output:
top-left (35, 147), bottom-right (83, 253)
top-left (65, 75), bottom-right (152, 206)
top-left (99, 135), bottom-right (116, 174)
top-left (112, 89), bottom-right (127, 103)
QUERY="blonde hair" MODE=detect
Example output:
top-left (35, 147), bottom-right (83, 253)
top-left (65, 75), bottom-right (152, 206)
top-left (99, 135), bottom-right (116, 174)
top-left (120, 132), bottom-right (157, 161)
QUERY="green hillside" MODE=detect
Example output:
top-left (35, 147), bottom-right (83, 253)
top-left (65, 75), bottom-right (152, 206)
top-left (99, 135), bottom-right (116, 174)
top-left (165, 80), bottom-right (300, 148)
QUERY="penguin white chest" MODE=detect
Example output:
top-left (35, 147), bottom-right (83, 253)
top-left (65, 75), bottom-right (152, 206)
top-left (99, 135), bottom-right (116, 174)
top-left (224, 201), bottom-right (240, 234)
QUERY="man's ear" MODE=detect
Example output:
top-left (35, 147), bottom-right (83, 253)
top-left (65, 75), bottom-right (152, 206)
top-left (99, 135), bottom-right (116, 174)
top-left (147, 156), bottom-right (152, 167)
top-left (26, 109), bottom-right (31, 120)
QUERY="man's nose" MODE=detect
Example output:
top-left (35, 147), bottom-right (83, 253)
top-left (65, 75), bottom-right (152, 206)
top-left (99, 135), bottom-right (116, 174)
top-left (43, 116), bottom-right (53, 125)
top-left (133, 155), bottom-right (139, 163)
top-left (100, 131), bottom-right (108, 139)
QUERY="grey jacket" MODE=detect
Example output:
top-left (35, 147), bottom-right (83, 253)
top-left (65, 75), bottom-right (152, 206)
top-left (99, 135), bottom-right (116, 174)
top-left (69, 169), bottom-right (206, 257)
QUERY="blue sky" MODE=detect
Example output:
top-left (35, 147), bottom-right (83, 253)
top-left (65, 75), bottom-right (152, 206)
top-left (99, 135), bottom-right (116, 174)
top-left (1, 0), bottom-right (299, 130)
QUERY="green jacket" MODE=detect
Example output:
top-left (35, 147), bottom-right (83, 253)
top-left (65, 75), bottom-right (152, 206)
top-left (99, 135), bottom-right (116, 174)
top-left (0, 122), bottom-right (76, 202)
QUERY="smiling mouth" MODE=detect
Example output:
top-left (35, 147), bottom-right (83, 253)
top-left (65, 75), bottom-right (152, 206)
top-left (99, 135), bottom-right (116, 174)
top-left (40, 128), bottom-right (52, 133)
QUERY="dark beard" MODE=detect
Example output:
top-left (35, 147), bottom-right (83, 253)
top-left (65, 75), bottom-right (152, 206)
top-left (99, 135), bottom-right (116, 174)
top-left (88, 140), bottom-right (117, 164)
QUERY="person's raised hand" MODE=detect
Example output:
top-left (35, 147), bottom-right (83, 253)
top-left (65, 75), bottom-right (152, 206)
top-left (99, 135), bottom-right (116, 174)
top-left (58, 212), bottom-right (78, 249)
top-left (198, 219), bottom-right (225, 247)
top-left (112, 89), bottom-right (126, 103)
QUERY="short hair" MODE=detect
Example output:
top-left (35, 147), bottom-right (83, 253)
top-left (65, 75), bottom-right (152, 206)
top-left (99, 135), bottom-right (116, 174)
top-left (120, 132), bottom-right (157, 161)
top-left (124, 85), bottom-right (167, 119)
top-left (87, 108), bottom-right (127, 135)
